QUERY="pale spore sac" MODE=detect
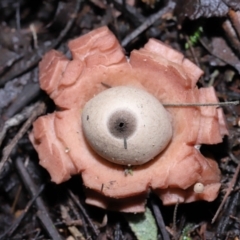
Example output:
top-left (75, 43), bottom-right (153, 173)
top-left (81, 86), bottom-right (173, 166)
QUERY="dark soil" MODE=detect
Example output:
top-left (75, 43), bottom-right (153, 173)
top-left (0, 0), bottom-right (240, 239)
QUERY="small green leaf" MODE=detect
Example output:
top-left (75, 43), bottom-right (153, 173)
top-left (185, 26), bottom-right (203, 49)
top-left (124, 207), bottom-right (158, 240)
top-left (180, 224), bottom-right (194, 240)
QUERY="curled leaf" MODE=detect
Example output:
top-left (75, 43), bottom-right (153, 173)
top-left (124, 207), bottom-right (158, 240)
top-left (175, 0), bottom-right (240, 21)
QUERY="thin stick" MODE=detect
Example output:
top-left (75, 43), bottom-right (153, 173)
top-left (0, 102), bottom-right (46, 175)
top-left (163, 101), bottom-right (239, 107)
top-left (212, 153), bottom-right (240, 223)
top-left (0, 184), bottom-right (45, 239)
top-left (15, 157), bottom-right (62, 240)
top-left (0, 104), bottom-right (36, 147)
top-left (172, 200), bottom-right (179, 240)
top-left (0, 0), bottom-right (82, 86)
top-left (68, 190), bottom-right (100, 236)
top-left (121, 1), bottom-right (176, 47)
top-left (151, 197), bottom-right (170, 240)
top-left (97, 83), bottom-right (239, 108)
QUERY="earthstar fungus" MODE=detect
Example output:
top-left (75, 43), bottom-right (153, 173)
top-left (29, 26), bottom-right (228, 212)
top-left (82, 86), bottom-right (172, 166)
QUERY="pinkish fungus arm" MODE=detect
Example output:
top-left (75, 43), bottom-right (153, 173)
top-left (29, 114), bottom-right (77, 183)
top-left (85, 189), bottom-right (148, 213)
top-left (142, 39), bottom-right (204, 88)
top-left (30, 27), bottom-right (228, 212)
top-left (68, 26), bottom-right (126, 67)
top-left (39, 50), bottom-right (69, 98)
top-left (130, 40), bottom-right (227, 145)
top-left (197, 87), bottom-right (229, 144)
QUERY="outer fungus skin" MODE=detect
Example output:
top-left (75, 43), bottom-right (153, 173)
top-left (82, 86), bottom-right (172, 165)
top-left (29, 26), bottom-right (228, 212)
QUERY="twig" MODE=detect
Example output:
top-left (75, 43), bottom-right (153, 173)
top-left (0, 0), bottom-right (82, 86)
top-left (15, 2), bottom-right (21, 31)
top-left (163, 101), bottom-right (239, 107)
top-left (53, 0), bottom-right (82, 48)
top-left (15, 157), bottom-right (63, 240)
top-left (68, 190), bottom-right (99, 237)
top-left (68, 198), bottom-right (89, 239)
top-left (5, 82), bottom-right (41, 118)
top-left (111, 0), bottom-right (145, 26)
top-left (11, 185), bottom-right (22, 213)
top-left (0, 184), bottom-right (45, 240)
top-left (212, 153), bottom-right (240, 223)
top-left (0, 103), bottom-right (36, 147)
top-left (114, 222), bottom-right (122, 240)
top-left (185, 35), bottom-right (205, 86)
top-left (121, 1), bottom-right (176, 47)
top-left (222, 19), bottom-right (240, 57)
top-left (172, 200), bottom-right (179, 240)
top-left (216, 191), bottom-right (240, 236)
top-left (185, 35), bottom-right (201, 68)
top-left (150, 196), bottom-right (170, 240)
top-left (228, 9), bottom-right (240, 40)
top-left (0, 102), bottom-right (46, 175)
top-left (30, 23), bottom-right (39, 49)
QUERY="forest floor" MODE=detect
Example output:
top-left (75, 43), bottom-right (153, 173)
top-left (0, 0), bottom-right (240, 239)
